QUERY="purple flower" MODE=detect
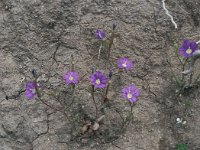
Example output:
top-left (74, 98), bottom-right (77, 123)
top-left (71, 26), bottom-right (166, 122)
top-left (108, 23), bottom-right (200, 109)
top-left (64, 71), bottom-right (79, 85)
top-left (178, 39), bottom-right (198, 58)
top-left (89, 71), bottom-right (108, 88)
top-left (117, 57), bottom-right (133, 70)
top-left (95, 29), bottom-right (105, 40)
top-left (24, 82), bottom-right (36, 100)
top-left (122, 84), bottom-right (140, 103)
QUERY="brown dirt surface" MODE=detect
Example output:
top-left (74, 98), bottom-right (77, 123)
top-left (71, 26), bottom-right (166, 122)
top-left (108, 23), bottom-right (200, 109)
top-left (0, 0), bottom-right (200, 150)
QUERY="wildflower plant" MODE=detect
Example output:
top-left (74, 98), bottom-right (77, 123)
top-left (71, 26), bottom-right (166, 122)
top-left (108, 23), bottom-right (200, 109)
top-left (122, 84), bottom-right (140, 122)
top-left (173, 38), bottom-right (200, 95)
top-left (22, 24), bottom-right (141, 144)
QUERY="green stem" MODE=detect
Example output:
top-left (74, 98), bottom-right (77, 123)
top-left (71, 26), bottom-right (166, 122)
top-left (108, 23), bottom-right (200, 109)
top-left (71, 84), bottom-right (75, 91)
top-left (98, 41), bottom-right (103, 60)
top-left (176, 49), bottom-right (184, 66)
top-left (104, 81), bottom-right (110, 102)
top-left (189, 72), bottom-right (193, 86)
top-left (71, 55), bottom-right (75, 71)
top-left (130, 105), bottom-right (134, 122)
top-left (91, 85), bottom-right (98, 118)
top-left (130, 103), bottom-right (134, 116)
top-left (107, 31), bottom-right (115, 60)
top-left (194, 73), bottom-right (200, 84)
top-left (181, 58), bottom-right (188, 81)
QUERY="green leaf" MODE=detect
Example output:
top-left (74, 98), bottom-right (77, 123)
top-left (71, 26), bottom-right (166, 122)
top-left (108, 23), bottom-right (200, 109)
top-left (174, 43), bottom-right (184, 65)
top-left (102, 40), bottom-right (109, 49)
top-left (175, 144), bottom-right (187, 150)
top-left (174, 43), bottom-right (179, 50)
top-left (173, 76), bottom-right (185, 88)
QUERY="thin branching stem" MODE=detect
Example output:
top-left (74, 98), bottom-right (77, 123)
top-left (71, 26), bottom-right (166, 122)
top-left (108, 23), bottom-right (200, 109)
top-left (104, 81), bottom-right (111, 102)
top-left (34, 77), bottom-right (70, 120)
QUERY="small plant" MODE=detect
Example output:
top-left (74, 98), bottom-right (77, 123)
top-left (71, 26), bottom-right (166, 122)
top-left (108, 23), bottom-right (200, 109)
top-left (173, 39), bottom-right (200, 95)
top-left (23, 24), bottom-right (141, 144)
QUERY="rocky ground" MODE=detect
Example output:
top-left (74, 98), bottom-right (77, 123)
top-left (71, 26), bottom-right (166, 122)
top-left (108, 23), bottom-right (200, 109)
top-left (0, 0), bottom-right (200, 149)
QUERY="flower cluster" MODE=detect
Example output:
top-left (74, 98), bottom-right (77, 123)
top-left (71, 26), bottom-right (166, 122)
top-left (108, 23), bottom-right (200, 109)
top-left (24, 28), bottom-right (141, 106)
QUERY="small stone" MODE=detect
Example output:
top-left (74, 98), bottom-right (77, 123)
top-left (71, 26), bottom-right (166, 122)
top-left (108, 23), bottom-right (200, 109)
top-left (182, 121), bottom-right (186, 125)
top-left (176, 118), bottom-right (181, 122)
